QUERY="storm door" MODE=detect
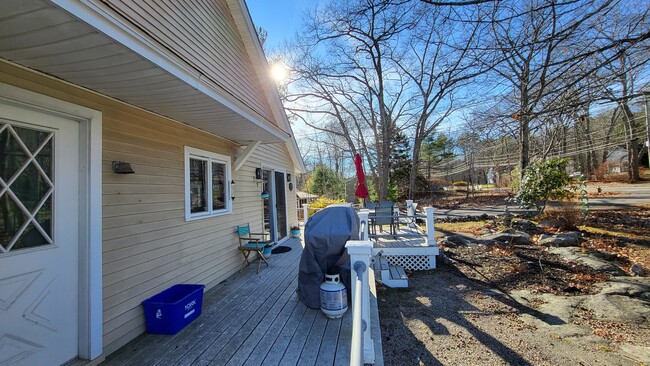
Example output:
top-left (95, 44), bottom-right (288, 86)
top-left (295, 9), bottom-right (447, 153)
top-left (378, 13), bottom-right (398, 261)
top-left (261, 169), bottom-right (288, 242)
top-left (0, 104), bottom-right (80, 366)
top-left (274, 171), bottom-right (288, 240)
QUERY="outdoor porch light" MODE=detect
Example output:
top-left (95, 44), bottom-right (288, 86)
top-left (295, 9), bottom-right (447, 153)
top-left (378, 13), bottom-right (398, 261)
top-left (112, 161), bottom-right (135, 174)
top-left (287, 173), bottom-right (291, 182)
top-left (230, 180), bottom-right (236, 200)
top-left (255, 167), bottom-right (262, 180)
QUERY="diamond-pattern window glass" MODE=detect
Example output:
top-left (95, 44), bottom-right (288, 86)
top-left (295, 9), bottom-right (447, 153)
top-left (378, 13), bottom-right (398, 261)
top-left (0, 125), bottom-right (29, 182)
top-left (12, 222), bottom-right (48, 250)
top-left (35, 138), bottom-right (52, 179)
top-left (0, 124), bottom-right (54, 253)
top-left (35, 196), bottom-right (52, 239)
top-left (0, 193), bottom-right (28, 252)
top-left (12, 163), bottom-right (49, 213)
top-left (14, 126), bottom-right (49, 154)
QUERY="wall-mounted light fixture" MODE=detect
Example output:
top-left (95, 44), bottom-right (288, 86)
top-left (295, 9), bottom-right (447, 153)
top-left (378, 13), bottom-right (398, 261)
top-left (288, 182), bottom-right (294, 191)
top-left (255, 168), bottom-right (262, 180)
top-left (286, 173), bottom-right (291, 182)
top-left (230, 180), bottom-right (236, 200)
top-left (112, 161), bottom-right (135, 174)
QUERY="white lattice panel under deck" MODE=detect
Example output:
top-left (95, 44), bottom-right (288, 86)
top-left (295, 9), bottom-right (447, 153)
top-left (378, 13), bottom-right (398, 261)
top-left (384, 255), bottom-right (435, 270)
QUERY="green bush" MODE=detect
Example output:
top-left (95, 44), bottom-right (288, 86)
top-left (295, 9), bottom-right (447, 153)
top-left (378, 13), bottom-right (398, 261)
top-left (516, 158), bottom-right (571, 213)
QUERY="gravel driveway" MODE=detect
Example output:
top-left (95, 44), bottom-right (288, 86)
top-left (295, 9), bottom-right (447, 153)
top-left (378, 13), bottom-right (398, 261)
top-left (378, 265), bottom-right (649, 366)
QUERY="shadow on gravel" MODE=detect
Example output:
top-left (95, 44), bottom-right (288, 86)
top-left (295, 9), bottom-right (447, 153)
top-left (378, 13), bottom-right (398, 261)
top-left (445, 253), bottom-right (565, 326)
top-left (380, 264), bottom-right (558, 365)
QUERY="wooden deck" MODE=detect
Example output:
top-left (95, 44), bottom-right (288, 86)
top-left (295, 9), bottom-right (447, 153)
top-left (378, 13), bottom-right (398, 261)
top-left (100, 238), bottom-right (383, 366)
top-left (372, 225), bottom-right (429, 249)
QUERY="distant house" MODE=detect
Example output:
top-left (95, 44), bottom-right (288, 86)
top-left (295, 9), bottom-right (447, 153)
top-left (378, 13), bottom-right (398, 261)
top-left (0, 1), bottom-right (304, 364)
top-left (296, 191), bottom-right (318, 221)
top-left (296, 190), bottom-right (319, 206)
top-left (605, 148), bottom-right (629, 173)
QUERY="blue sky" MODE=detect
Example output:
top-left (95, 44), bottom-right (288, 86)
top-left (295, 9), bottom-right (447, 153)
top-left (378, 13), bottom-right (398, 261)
top-left (246, 0), bottom-right (320, 50)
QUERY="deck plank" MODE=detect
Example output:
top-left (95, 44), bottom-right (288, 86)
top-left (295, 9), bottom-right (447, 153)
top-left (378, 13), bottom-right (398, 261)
top-left (198, 268), bottom-right (299, 365)
top-left (314, 316), bottom-right (342, 366)
top-left (258, 298), bottom-right (308, 365)
top-left (278, 306), bottom-right (318, 365)
top-left (222, 276), bottom-right (299, 365)
top-left (241, 293), bottom-right (302, 365)
top-left (212, 276), bottom-right (299, 365)
top-left (100, 238), bottom-right (381, 366)
top-left (333, 307), bottom-right (353, 366)
top-left (178, 252), bottom-right (300, 365)
top-left (296, 311), bottom-right (329, 366)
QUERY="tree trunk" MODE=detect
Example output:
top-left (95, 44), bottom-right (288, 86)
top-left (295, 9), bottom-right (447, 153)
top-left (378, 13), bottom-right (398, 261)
top-left (408, 138), bottom-right (423, 200)
top-left (519, 118), bottom-right (530, 180)
top-left (622, 103), bottom-right (641, 181)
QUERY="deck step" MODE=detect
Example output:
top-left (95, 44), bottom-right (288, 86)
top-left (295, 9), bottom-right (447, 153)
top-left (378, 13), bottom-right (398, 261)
top-left (377, 256), bottom-right (408, 288)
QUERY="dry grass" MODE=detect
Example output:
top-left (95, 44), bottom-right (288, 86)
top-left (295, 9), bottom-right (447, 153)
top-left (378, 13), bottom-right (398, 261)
top-left (436, 220), bottom-right (494, 234)
top-left (578, 225), bottom-right (650, 241)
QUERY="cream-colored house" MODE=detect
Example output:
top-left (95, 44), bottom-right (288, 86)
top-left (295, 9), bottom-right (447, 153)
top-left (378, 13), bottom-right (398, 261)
top-left (0, 0), bottom-right (304, 364)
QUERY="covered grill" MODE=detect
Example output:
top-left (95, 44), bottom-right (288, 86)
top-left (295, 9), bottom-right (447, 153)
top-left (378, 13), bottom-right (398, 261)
top-left (296, 205), bottom-right (359, 309)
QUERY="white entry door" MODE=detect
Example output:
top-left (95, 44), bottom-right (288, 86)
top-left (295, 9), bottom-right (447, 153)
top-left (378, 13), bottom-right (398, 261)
top-left (0, 102), bottom-right (80, 366)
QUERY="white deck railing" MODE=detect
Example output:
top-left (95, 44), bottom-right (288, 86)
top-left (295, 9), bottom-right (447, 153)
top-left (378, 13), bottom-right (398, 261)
top-left (346, 209), bottom-right (374, 365)
top-left (346, 204), bottom-right (437, 365)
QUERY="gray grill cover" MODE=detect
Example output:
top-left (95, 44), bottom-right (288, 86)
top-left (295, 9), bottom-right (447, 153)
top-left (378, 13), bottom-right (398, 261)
top-left (296, 205), bottom-right (359, 309)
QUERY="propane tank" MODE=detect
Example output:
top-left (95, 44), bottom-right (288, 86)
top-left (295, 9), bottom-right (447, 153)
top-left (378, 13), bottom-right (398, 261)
top-left (320, 273), bottom-right (348, 318)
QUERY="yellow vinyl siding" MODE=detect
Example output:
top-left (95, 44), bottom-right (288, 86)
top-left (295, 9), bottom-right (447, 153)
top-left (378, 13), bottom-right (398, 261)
top-left (0, 62), bottom-right (298, 356)
top-left (101, 0), bottom-right (275, 125)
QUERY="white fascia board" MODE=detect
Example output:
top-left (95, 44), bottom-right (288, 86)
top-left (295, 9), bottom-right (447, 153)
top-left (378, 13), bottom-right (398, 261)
top-left (51, 0), bottom-right (290, 144)
top-left (228, 0), bottom-right (306, 172)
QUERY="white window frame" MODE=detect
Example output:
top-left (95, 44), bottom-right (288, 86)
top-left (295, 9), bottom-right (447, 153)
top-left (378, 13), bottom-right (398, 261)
top-left (184, 146), bottom-right (232, 221)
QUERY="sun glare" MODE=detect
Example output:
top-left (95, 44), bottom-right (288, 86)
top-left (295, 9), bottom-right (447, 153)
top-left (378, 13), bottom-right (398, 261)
top-left (270, 62), bottom-right (289, 84)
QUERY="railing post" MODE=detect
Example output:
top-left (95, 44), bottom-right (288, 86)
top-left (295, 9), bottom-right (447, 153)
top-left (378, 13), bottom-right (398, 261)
top-left (302, 203), bottom-right (309, 223)
top-left (406, 200), bottom-right (414, 216)
top-left (345, 240), bottom-right (375, 365)
top-left (358, 209), bottom-right (369, 240)
top-left (425, 206), bottom-right (436, 246)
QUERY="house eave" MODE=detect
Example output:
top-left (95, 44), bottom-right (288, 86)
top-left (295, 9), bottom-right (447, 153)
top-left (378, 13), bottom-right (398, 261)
top-left (0, 0), bottom-right (290, 145)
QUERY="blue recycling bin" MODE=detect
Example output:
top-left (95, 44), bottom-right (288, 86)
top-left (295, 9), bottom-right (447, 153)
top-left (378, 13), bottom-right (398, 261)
top-left (142, 284), bottom-right (205, 334)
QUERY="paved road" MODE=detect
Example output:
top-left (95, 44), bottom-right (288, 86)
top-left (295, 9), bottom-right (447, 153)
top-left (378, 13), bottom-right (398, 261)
top-left (583, 182), bottom-right (650, 210)
top-left (433, 182), bottom-right (650, 219)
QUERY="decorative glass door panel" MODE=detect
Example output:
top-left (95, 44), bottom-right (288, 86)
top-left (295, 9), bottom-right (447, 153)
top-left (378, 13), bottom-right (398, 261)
top-left (262, 169), bottom-right (274, 241)
top-left (274, 171), bottom-right (287, 240)
top-left (0, 100), bottom-right (80, 366)
top-left (0, 123), bottom-right (54, 253)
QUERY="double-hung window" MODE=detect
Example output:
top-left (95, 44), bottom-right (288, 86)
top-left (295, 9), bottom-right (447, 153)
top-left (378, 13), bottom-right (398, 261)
top-left (184, 147), bottom-right (232, 220)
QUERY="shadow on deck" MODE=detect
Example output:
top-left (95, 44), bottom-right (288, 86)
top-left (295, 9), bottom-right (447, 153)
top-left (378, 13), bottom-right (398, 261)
top-left (101, 237), bottom-right (383, 366)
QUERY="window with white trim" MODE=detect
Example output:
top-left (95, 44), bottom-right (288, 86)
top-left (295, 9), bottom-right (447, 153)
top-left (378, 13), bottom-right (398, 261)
top-left (184, 147), bottom-right (232, 220)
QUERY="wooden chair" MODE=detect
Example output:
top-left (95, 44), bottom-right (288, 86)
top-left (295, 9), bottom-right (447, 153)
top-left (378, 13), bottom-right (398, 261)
top-left (236, 223), bottom-right (270, 273)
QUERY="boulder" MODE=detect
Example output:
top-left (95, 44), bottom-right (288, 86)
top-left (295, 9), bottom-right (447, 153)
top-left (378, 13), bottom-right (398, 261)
top-left (538, 218), bottom-right (565, 228)
top-left (482, 230), bottom-right (531, 245)
top-left (582, 294), bottom-right (650, 324)
top-left (549, 247), bottom-right (626, 275)
top-left (595, 277), bottom-right (650, 300)
top-left (539, 232), bottom-right (582, 247)
top-left (442, 235), bottom-right (475, 247)
top-left (511, 219), bottom-right (542, 233)
top-left (631, 263), bottom-right (646, 276)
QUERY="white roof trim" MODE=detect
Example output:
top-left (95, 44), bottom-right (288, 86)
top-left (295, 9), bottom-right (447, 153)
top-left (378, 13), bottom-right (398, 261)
top-left (227, 0), bottom-right (306, 172)
top-left (51, 0), bottom-right (290, 144)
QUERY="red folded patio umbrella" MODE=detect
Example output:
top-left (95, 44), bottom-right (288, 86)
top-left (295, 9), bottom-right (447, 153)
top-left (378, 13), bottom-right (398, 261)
top-left (354, 153), bottom-right (369, 201)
